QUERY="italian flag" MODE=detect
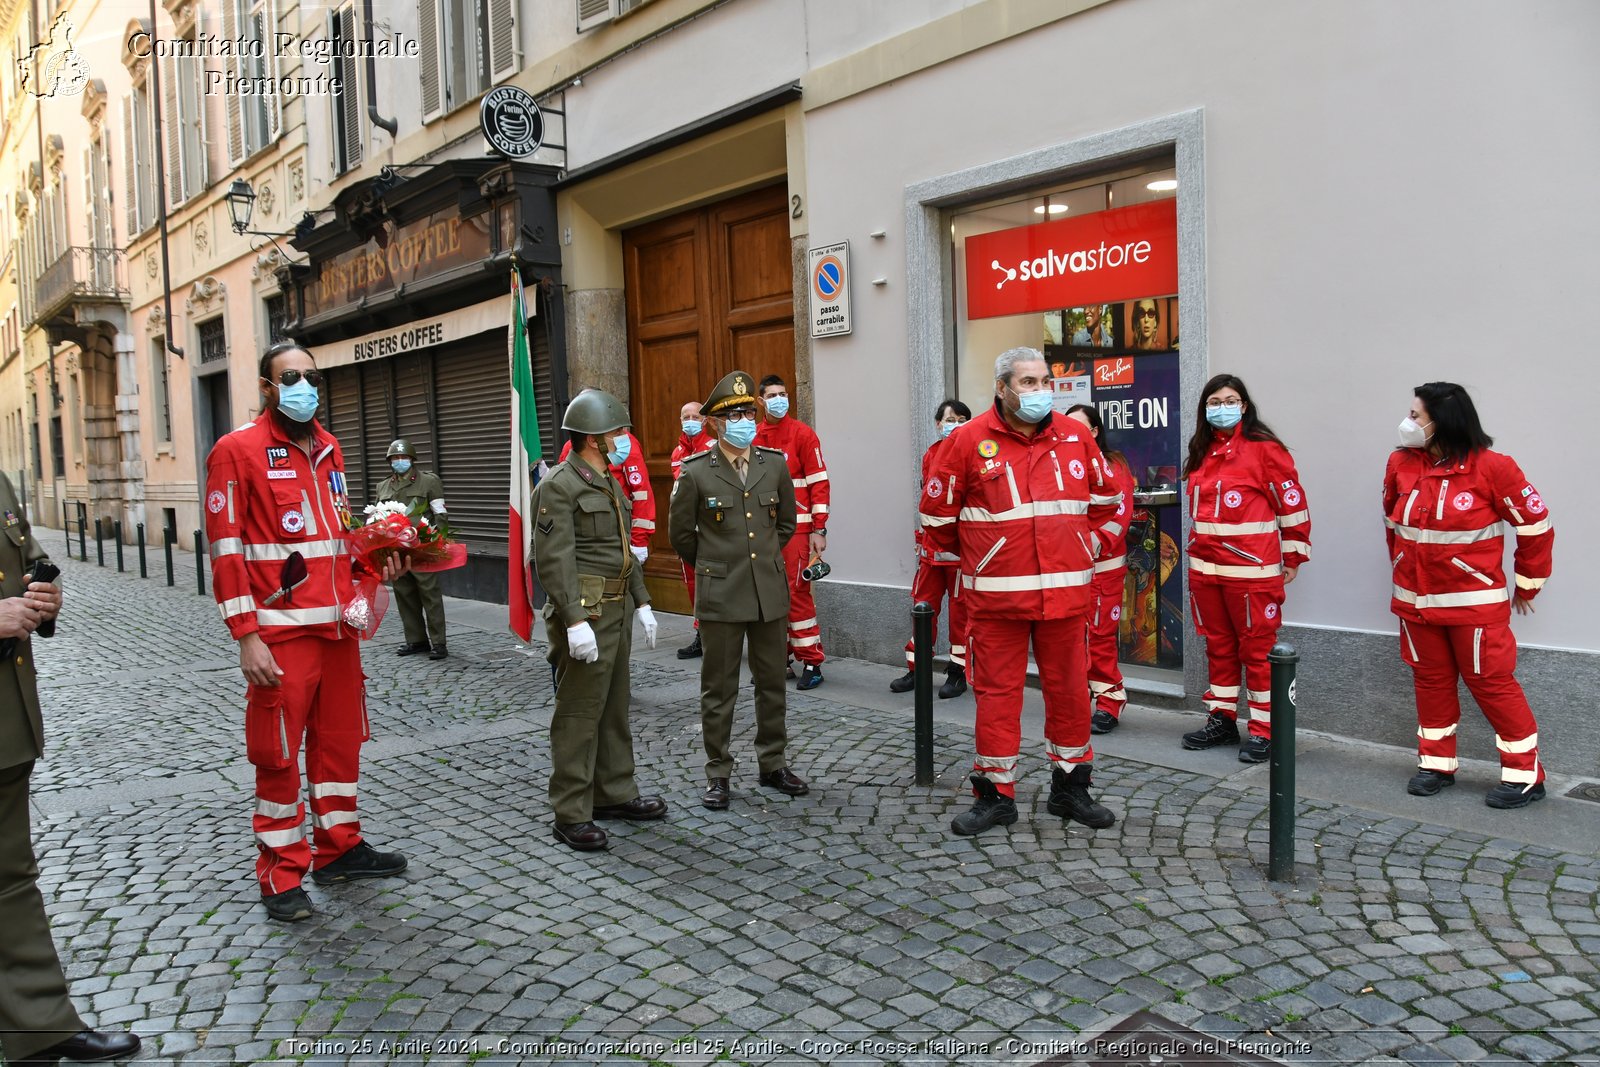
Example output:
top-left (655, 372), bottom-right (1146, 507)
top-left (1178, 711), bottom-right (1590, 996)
top-left (508, 271), bottom-right (541, 641)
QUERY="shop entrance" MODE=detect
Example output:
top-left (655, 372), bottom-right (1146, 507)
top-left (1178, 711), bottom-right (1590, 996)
top-left (622, 183), bottom-right (795, 613)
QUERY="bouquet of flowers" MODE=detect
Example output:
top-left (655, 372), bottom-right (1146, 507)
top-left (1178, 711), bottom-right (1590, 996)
top-left (342, 501), bottom-right (468, 637)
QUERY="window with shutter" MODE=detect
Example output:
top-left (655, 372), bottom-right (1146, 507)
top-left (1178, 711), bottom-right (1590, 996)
top-left (161, 55), bottom-right (185, 208)
top-left (121, 95), bottom-right (139, 237)
top-left (331, 4), bottom-right (364, 175)
top-left (487, 0), bottom-right (517, 82)
top-left (222, 0), bottom-right (245, 165)
top-left (418, 0), bottom-right (442, 121)
top-left (576, 0), bottom-right (618, 33)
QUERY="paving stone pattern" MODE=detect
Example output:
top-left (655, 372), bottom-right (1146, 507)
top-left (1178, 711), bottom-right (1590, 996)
top-left (16, 543), bottom-right (1600, 1065)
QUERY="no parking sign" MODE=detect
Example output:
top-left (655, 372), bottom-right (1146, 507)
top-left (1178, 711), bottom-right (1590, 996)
top-left (808, 241), bottom-right (852, 338)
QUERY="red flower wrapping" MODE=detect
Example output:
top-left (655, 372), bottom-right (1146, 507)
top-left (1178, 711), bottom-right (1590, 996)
top-left (347, 512), bottom-right (468, 576)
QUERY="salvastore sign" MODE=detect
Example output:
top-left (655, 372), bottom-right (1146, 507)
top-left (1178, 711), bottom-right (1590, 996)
top-left (303, 209), bottom-right (493, 319)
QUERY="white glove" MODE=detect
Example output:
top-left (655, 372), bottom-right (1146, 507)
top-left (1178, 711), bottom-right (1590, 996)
top-left (566, 621), bottom-right (600, 663)
top-left (631, 545), bottom-right (649, 564)
top-left (636, 605), bottom-right (658, 649)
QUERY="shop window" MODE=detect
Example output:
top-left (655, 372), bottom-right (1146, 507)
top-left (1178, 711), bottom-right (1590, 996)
top-left (418, 0), bottom-right (517, 122)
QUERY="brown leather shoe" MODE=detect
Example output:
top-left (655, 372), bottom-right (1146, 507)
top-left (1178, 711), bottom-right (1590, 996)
top-left (552, 821), bottom-right (608, 851)
top-left (758, 767), bottom-right (810, 796)
top-left (702, 778), bottom-right (731, 810)
top-left (592, 795), bottom-right (668, 821)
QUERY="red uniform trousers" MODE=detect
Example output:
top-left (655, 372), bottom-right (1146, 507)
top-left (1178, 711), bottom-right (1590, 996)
top-left (783, 536), bottom-right (824, 665)
top-left (682, 561), bottom-right (698, 631)
top-left (1189, 575), bottom-right (1283, 739)
top-left (1087, 569), bottom-right (1127, 718)
top-left (968, 615), bottom-right (1093, 798)
top-left (245, 634), bottom-right (369, 895)
top-left (1398, 618), bottom-right (1542, 786)
top-left (903, 563), bottom-right (967, 669)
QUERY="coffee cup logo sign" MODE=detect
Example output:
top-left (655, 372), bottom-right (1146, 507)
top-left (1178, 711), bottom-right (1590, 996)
top-left (480, 86), bottom-right (544, 159)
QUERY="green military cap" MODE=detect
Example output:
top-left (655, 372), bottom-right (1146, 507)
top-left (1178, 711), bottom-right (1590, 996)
top-left (386, 438), bottom-right (415, 459)
top-left (562, 387), bottom-right (631, 435)
top-left (702, 370), bottom-right (758, 416)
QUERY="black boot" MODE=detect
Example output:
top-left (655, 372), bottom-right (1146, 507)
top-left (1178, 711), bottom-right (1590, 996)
top-left (677, 633), bottom-right (703, 659)
top-left (1181, 711), bottom-right (1240, 750)
top-left (1407, 769), bottom-right (1455, 796)
top-left (1485, 780), bottom-right (1546, 809)
top-left (950, 774), bottom-right (1018, 836)
top-left (1046, 765), bottom-right (1116, 828)
top-left (938, 666), bottom-right (968, 699)
top-left (888, 669), bottom-right (916, 693)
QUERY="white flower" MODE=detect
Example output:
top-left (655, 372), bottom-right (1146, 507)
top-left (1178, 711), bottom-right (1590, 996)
top-left (361, 501), bottom-right (412, 524)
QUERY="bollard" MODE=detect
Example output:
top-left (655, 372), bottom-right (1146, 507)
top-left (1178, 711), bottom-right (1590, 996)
top-left (95, 518), bottom-right (105, 566)
top-left (137, 523), bottom-right (148, 578)
top-left (163, 526), bottom-right (175, 586)
top-left (194, 530), bottom-right (206, 595)
top-left (1268, 641), bottom-right (1299, 883)
top-left (62, 501), bottom-right (71, 559)
top-left (78, 517), bottom-right (87, 562)
top-left (912, 601), bottom-right (935, 785)
top-left (114, 520), bottom-right (125, 572)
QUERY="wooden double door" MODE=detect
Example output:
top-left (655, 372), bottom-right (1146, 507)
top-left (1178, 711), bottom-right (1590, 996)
top-left (623, 183), bottom-right (796, 614)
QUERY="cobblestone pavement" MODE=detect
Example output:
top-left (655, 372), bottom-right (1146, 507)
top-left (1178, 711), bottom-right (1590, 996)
top-left (14, 536), bottom-right (1600, 1066)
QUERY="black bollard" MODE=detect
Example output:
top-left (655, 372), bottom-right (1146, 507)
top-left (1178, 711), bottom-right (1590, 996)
top-left (137, 523), bottom-right (148, 578)
top-left (61, 501), bottom-right (70, 559)
top-left (113, 520), bottom-right (125, 572)
top-left (912, 601), bottom-right (935, 785)
top-left (78, 516), bottom-right (87, 562)
top-left (194, 530), bottom-right (206, 595)
top-left (95, 518), bottom-right (104, 566)
top-left (163, 526), bottom-right (175, 586)
top-left (1268, 642), bottom-right (1299, 882)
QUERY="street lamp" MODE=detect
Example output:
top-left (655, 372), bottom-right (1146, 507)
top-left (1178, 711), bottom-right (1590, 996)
top-left (225, 178), bottom-right (257, 235)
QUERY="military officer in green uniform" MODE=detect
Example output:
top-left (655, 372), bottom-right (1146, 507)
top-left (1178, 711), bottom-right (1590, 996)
top-left (532, 389), bottom-right (668, 851)
top-left (0, 475), bottom-right (141, 1066)
top-left (669, 370), bottom-right (811, 810)
top-left (374, 439), bottom-right (450, 659)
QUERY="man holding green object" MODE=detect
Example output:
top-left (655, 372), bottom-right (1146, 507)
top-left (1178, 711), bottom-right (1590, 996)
top-left (374, 438), bottom-right (449, 659)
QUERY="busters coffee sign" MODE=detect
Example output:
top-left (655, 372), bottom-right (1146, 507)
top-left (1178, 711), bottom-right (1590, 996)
top-left (964, 199), bottom-right (1177, 319)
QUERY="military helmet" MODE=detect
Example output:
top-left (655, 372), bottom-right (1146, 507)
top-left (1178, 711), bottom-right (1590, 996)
top-left (561, 388), bottom-right (631, 435)
top-left (386, 438), bottom-right (415, 459)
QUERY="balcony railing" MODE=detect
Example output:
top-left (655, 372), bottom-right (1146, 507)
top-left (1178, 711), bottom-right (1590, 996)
top-left (28, 246), bottom-right (129, 328)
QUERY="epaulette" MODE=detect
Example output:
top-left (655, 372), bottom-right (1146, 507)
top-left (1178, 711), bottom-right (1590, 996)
top-left (756, 446), bottom-right (785, 456)
top-left (682, 450), bottom-right (712, 464)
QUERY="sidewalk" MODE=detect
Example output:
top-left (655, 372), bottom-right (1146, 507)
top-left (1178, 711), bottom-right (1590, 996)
top-left (19, 528), bottom-right (1600, 1065)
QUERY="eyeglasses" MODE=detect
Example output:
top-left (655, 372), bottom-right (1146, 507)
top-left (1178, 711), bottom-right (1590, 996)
top-left (271, 369), bottom-right (324, 388)
top-left (1205, 399), bottom-right (1242, 411)
top-left (721, 409), bottom-right (757, 422)
top-left (1135, 307), bottom-right (1158, 319)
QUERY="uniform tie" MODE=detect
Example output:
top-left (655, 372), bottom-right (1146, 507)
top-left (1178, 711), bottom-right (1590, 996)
top-left (734, 457), bottom-right (748, 484)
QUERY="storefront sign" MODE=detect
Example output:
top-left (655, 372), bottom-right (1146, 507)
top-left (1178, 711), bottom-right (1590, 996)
top-left (305, 210), bottom-right (494, 319)
top-left (480, 86), bottom-right (544, 158)
top-left (808, 241), bottom-right (852, 338)
top-left (314, 295), bottom-right (524, 370)
top-left (964, 199), bottom-right (1177, 320)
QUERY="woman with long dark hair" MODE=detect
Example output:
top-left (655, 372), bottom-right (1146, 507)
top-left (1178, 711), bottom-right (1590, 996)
top-left (1384, 382), bottom-right (1554, 808)
top-left (1065, 404), bottom-right (1136, 733)
top-left (1180, 374), bottom-right (1311, 763)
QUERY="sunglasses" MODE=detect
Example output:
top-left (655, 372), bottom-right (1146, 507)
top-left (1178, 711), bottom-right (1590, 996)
top-left (1135, 307), bottom-right (1158, 319)
top-left (269, 369), bottom-right (324, 387)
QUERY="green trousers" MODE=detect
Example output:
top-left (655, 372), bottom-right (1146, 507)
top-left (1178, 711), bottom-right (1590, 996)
top-left (699, 617), bottom-right (790, 779)
top-left (393, 570), bottom-right (446, 649)
top-left (0, 761), bottom-right (84, 1061)
top-left (544, 598), bottom-right (640, 822)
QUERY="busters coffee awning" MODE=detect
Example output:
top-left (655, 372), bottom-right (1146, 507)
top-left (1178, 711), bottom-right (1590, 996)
top-left (312, 295), bottom-right (525, 369)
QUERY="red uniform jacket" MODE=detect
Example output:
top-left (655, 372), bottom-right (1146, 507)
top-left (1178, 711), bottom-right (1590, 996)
top-left (204, 412), bottom-right (360, 644)
top-left (755, 416), bottom-right (829, 533)
top-left (557, 431), bottom-right (655, 548)
top-left (915, 438), bottom-right (958, 567)
top-left (920, 404), bottom-right (1122, 620)
top-left (1184, 429), bottom-right (1311, 589)
top-left (670, 430), bottom-right (714, 480)
top-left (1093, 456), bottom-right (1138, 581)
top-left (1383, 447), bottom-right (1552, 626)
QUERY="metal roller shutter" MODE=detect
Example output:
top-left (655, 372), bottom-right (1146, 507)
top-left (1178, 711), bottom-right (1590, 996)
top-left (360, 362), bottom-right (393, 499)
top-left (531, 295), bottom-right (557, 461)
top-left (433, 337), bottom-right (509, 551)
top-left (325, 367), bottom-right (368, 511)
top-left (393, 351), bottom-right (436, 471)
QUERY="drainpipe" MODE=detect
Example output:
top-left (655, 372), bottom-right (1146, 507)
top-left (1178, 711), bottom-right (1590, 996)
top-left (362, 0), bottom-right (398, 137)
top-left (148, 0), bottom-right (183, 358)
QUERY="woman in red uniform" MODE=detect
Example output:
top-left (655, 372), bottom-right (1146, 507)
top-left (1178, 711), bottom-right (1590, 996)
top-left (1065, 404), bottom-right (1136, 734)
top-left (890, 400), bottom-right (971, 698)
top-left (1180, 375), bottom-right (1311, 763)
top-left (1385, 382), bottom-right (1553, 808)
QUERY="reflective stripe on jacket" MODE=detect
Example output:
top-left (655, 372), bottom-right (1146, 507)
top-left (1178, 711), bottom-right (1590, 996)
top-left (756, 416), bottom-right (830, 532)
top-left (1184, 429), bottom-right (1310, 587)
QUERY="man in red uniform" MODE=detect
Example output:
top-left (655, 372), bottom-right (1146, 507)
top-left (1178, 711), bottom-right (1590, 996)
top-left (671, 400), bottom-right (714, 659)
top-left (922, 348), bottom-right (1123, 836)
top-left (755, 375), bottom-right (829, 690)
top-left (557, 427), bottom-right (655, 565)
top-left (206, 342), bottom-right (408, 923)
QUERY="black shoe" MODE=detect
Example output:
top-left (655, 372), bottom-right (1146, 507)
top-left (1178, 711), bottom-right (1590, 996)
top-left (1485, 780), bottom-right (1546, 809)
top-left (677, 633), bottom-right (703, 659)
top-left (311, 841), bottom-right (408, 884)
top-left (1407, 769), bottom-right (1456, 796)
top-left (786, 661), bottom-right (797, 680)
top-left (262, 886), bottom-right (314, 923)
top-left (1181, 711), bottom-right (1240, 750)
top-left (19, 1029), bottom-right (142, 1065)
top-left (939, 666), bottom-right (968, 699)
top-left (592, 795), bottom-right (669, 821)
top-left (702, 778), bottom-right (731, 810)
top-left (396, 642), bottom-right (429, 657)
top-left (428, 646), bottom-right (448, 660)
top-left (951, 774), bottom-right (1018, 836)
top-left (758, 767), bottom-right (810, 796)
top-left (552, 821), bottom-right (609, 851)
top-left (797, 664), bottom-right (824, 691)
top-left (1090, 709), bottom-right (1119, 735)
top-left (889, 669), bottom-right (916, 693)
top-left (1046, 765), bottom-right (1116, 828)
top-left (1238, 735), bottom-right (1271, 763)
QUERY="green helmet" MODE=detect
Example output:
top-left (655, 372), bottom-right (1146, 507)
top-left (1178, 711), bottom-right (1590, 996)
top-left (561, 388), bottom-right (631, 435)
top-left (386, 438), bottom-right (415, 459)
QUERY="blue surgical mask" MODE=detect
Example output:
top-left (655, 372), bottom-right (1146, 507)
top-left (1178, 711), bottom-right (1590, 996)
top-left (940, 421), bottom-right (963, 438)
top-left (1206, 404), bottom-right (1243, 430)
top-left (607, 434), bottom-right (632, 466)
top-left (1011, 388), bottom-right (1054, 424)
top-left (682, 420), bottom-right (703, 438)
top-left (276, 380), bottom-right (320, 423)
top-left (722, 418), bottom-right (757, 449)
top-left (391, 459), bottom-right (412, 475)
top-left (765, 396), bottom-right (790, 419)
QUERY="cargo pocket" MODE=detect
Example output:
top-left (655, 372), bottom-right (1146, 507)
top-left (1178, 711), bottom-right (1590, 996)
top-left (359, 671), bottom-right (372, 742)
top-left (245, 687), bottom-right (293, 770)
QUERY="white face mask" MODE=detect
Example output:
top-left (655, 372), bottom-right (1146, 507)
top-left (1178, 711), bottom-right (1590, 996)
top-left (1398, 416), bottom-right (1433, 449)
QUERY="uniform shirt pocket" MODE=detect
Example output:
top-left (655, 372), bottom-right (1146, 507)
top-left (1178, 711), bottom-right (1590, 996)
top-left (575, 494), bottom-right (615, 539)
